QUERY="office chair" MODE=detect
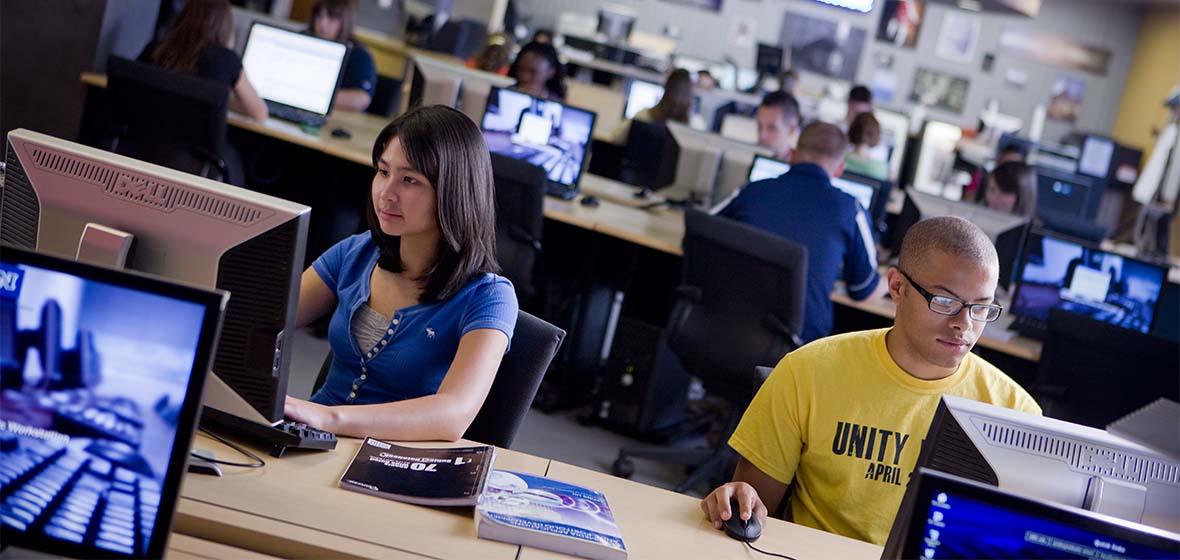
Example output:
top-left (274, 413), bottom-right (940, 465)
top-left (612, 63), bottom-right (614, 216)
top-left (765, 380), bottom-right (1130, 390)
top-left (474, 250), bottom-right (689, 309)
top-left (428, 20), bottom-right (487, 60)
top-left (1031, 307), bottom-right (1180, 429)
top-left (490, 153), bottom-right (546, 301)
top-left (612, 209), bottom-right (807, 493)
top-left (619, 121), bottom-right (679, 192)
top-left (366, 75), bottom-right (403, 118)
top-left (311, 311), bottom-right (565, 448)
top-left (103, 56), bottom-right (232, 182)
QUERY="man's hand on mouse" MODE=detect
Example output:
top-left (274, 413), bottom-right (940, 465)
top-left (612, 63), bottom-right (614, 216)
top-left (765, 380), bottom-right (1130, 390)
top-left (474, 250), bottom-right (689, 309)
top-left (700, 482), bottom-right (768, 530)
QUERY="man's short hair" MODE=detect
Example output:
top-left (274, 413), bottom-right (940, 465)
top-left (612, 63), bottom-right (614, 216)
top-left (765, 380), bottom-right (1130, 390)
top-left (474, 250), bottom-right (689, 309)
top-left (849, 85), bottom-right (872, 105)
top-left (898, 216), bottom-right (999, 274)
top-left (794, 122), bottom-right (847, 164)
top-left (760, 90), bottom-right (801, 125)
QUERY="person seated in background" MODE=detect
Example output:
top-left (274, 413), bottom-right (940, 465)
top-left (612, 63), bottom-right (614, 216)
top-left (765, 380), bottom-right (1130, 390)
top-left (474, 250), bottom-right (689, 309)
top-left (530, 29), bottom-right (554, 44)
top-left (139, 0), bottom-right (267, 122)
top-left (778, 69), bottom-right (800, 97)
top-left (845, 85), bottom-right (873, 130)
top-left (468, 33), bottom-right (513, 75)
top-left (284, 105), bottom-right (518, 441)
top-left (611, 69), bottom-right (705, 142)
top-left (980, 161), bottom-right (1038, 218)
top-left (701, 216), bottom-right (1041, 545)
top-left (695, 69), bottom-right (718, 91)
top-left (844, 112), bottom-right (890, 181)
top-left (509, 41), bottom-right (566, 101)
top-left (309, 0), bottom-right (377, 112)
top-left (755, 90), bottom-right (802, 161)
top-left (719, 122), bottom-right (884, 343)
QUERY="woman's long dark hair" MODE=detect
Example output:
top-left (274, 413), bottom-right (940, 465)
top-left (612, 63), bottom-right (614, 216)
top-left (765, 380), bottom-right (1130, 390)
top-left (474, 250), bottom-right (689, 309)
top-left (367, 105), bottom-right (499, 303)
top-left (647, 69), bottom-right (694, 124)
top-left (987, 161), bottom-right (1038, 218)
top-left (152, 0), bottom-right (234, 74)
top-left (508, 41), bottom-right (567, 100)
top-left (311, 0), bottom-right (356, 42)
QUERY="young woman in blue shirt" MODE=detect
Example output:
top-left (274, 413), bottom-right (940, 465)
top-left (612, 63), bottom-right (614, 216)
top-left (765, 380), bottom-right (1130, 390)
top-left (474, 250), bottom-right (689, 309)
top-left (284, 105), bottom-right (518, 441)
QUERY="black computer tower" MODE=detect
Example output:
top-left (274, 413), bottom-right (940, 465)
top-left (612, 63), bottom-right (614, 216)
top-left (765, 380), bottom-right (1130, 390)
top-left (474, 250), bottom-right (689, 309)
top-left (591, 318), bottom-right (689, 439)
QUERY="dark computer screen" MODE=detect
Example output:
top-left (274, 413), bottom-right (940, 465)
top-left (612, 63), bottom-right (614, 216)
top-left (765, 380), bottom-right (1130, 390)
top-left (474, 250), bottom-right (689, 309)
top-left (891, 469), bottom-right (1180, 559)
top-left (481, 87), bottom-right (597, 193)
top-left (1011, 230), bottom-right (1167, 334)
top-left (0, 247), bottom-right (224, 558)
top-left (1036, 168), bottom-right (1096, 220)
top-left (755, 43), bottom-right (784, 76)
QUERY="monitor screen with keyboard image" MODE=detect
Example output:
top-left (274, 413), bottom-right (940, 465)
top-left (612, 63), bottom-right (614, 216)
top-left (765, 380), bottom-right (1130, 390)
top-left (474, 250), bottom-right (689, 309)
top-left (480, 87), bottom-right (596, 193)
top-left (1010, 230), bottom-right (1167, 337)
top-left (0, 247), bottom-right (225, 559)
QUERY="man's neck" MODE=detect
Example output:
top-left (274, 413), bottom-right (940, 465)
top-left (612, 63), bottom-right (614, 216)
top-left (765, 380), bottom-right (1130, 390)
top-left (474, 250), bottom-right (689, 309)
top-left (884, 329), bottom-right (959, 381)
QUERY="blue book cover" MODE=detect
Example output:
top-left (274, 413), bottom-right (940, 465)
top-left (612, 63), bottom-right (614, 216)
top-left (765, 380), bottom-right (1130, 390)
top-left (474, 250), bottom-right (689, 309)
top-left (475, 470), bottom-right (627, 559)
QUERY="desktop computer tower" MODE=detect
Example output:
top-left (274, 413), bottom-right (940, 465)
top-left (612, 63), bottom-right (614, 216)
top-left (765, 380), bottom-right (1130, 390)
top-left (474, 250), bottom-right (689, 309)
top-left (592, 318), bottom-right (689, 439)
top-left (534, 282), bottom-right (623, 412)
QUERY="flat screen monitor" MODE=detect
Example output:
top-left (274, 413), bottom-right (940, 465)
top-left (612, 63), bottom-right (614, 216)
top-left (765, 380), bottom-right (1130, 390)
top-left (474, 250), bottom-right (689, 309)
top-left (1036, 167), bottom-right (1098, 221)
top-left (910, 394), bottom-right (1180, 534)
top-left (241, 22), bottom-right (348, 118)
top-left (831, 174), bottom-right (878, 214)
top-left (668, 122), bottom-right (772, 208)
top-left (405, 54), bottom-right (515, 123)
top-left (884, 468), bottom-right (1180, 559)
top-left (891, 190), bottom-right (1028, 259)
top-left (755, 42), bottom-right (784, 76)
top-left (596, 7), bottom-right (635, 43)
top-left (747, 154), bottom-right (791, 183)
top-left (0, 246), bottom-right (226, 558)
top-left (1, 129), bottom-right (310, 427)
top-left (480, 87), bottom-right (597, 196)
top-left (875, 108), bottom-right (909, 181)
top-left (1010, 229), bottom-right (1167, 335)
top-left (625, 80), bottom-right (664, 120)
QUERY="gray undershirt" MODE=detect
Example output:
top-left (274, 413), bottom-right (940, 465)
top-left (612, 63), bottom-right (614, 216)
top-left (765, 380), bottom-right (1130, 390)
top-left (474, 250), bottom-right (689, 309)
top-left (352, 303), bottom-right (390, 352)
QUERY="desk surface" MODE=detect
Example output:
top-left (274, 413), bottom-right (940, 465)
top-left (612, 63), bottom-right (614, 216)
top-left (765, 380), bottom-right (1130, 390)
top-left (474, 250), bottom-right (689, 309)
top-left (166, 533), bottom-right (281, 560)
top-left (175, 435), bottom-right (548, 559)
top-left (517, 461), bottom-right (883, 560)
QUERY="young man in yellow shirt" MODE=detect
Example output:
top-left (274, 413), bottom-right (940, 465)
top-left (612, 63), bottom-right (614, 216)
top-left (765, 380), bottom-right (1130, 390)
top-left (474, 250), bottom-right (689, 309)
top-left (699, 216), bottom-right (1041, 546)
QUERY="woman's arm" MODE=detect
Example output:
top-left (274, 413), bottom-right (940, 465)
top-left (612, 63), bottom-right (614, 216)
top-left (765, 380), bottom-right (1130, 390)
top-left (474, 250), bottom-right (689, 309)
top-left (285, 328), bottom-right (509, 441)
top-left (296, 267), bottom-right (338, 329)
top-left (230, 70), bottom-right (269, 122)
top-left (332, 88), bottom-right (373, 112)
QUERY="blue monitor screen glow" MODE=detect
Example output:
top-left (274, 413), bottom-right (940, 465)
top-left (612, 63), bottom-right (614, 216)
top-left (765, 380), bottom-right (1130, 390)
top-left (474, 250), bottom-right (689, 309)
top-left (1011, 230), bottom-right (1167, 334)
top-left (481, 87), bottom-right (596, 189)
top-left (625, 80), bottom-right (664, 119)
top-left (0, 248), bottom-right (223, 558)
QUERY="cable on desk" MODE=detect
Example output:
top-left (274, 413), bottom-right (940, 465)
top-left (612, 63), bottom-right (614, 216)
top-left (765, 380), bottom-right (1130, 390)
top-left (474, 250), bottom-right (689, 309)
top-left (746, 541), bottom-right (797, 559)
top-left (191, 427), bottom-right (266, 468)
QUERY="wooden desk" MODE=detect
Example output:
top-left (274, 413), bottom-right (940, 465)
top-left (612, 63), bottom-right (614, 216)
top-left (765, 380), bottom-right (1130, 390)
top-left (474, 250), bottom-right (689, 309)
top-left (80, 72), bottom-right (390, 168)
top-left (518, 461), bottom-right (883, 560)
top-left (174, 435), bottom-right (549, 559)
top-left (545, 176), bottom-right (686, 256)
top-left (166, 534), bottom-right (281, 560)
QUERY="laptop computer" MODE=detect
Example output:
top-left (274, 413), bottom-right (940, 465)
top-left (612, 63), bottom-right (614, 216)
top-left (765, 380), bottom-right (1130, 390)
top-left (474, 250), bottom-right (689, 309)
top-left (0, 246), bottom-right (226, 558)
top-left (241, 22), bottom-right (349, 128)
top-left (480, 87), bottom-right (597, 200)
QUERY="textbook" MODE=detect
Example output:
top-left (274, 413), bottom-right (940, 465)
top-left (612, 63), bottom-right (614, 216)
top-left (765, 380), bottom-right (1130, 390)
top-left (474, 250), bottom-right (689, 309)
top-left (475, 470), bottom-right (627, 560)
top-left (338, 437), bottom-right (496, 506)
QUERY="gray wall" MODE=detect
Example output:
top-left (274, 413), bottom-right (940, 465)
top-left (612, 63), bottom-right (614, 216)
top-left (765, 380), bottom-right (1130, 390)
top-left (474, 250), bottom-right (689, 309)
top-left (512, 0), bottom-right (1142, 142)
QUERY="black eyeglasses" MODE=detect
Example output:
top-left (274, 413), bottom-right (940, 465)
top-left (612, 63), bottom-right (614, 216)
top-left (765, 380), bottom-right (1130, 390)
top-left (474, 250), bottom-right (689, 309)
top-left (898, 270), bottom-right (1003, 323)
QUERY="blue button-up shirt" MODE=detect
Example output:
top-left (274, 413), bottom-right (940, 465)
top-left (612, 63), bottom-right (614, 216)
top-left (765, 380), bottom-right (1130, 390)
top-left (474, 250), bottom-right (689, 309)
top-left (310, 234), bottom-right (517, 406)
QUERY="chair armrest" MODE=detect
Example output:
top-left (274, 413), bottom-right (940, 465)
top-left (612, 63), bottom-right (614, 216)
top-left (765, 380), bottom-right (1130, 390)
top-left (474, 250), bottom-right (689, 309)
top-left (194, 146), bottom-right (228, 182)
top-left (763, 313), bottom-right (804, 351)
top-left (665, 285), bottom-right (702, 346)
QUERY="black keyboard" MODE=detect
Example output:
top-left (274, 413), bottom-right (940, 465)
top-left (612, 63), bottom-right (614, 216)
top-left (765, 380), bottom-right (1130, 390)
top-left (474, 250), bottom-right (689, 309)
top-left (266, 102), bottom-right (327, 128)
top-left (1, 440), bottom-right (158, 556)
top-left (546, 182), bottom-right (578, 200)
top-left (200, 407), bottom-right (337, 458)
top-left (1010, 314), bottom-right (1048, 340)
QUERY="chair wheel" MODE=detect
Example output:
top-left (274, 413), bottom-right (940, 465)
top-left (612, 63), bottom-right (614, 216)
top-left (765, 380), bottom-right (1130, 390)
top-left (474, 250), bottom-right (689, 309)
top-left (611, 458), bottom-right (634, 479)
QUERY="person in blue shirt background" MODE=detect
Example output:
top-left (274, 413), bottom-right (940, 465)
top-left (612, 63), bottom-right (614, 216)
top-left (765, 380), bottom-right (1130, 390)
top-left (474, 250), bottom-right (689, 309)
top-left (719, 122), bottom-right (885, 343)
top-left (284, 105), bottom-right (518, 441)
top-left (309, 0), bottom-right (378, 112)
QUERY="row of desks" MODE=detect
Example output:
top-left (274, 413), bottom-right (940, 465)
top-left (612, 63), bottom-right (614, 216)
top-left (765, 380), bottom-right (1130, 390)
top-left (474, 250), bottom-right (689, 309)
top-left (172, 433), bottom-right (881, 559)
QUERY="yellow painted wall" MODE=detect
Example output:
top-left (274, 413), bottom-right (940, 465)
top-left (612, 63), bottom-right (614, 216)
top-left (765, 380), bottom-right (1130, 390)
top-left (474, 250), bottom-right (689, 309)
top-left (1111, 6), bottom-right (1179, 157)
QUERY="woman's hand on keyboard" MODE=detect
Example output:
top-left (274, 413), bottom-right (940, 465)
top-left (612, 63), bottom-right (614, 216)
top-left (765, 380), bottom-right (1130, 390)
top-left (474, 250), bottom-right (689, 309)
top-left (284, 395), bottom-right (335, 432)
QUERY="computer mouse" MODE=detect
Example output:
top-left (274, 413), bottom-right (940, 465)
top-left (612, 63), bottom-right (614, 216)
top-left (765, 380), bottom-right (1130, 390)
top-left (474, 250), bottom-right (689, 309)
top-left (722, 498), bottom-right (762, 542)
top-left (330, 127), bottom-right (352, 139)
top-left (579, 195), bottom-right (600, 208)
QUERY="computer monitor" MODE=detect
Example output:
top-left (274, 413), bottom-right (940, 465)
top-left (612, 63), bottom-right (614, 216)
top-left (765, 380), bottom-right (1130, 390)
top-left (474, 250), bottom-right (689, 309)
top-left (1, 129), bottom-right (310, 429)
top-left (875, 108), bottom-right (909, 182)
top-left (911, 394), bottom-right (1180, 533)
top-left (241, 22), bottom-right (349, 121)
top-left (883, 468), bottom-right (1180, 559)
top-left (1010, 229), bottom-right (1167, 335)
top-left (1036, 167), bottom-right (1099, 221)
top-left (625, 79), bottom-right (664, 120)
top-left (745, 155), bottom-right (878, 212)
top-left (597, 6), bottom-right (635, 43)
top-left (911, 120), bottom-right (963, 196)
top-left (405, 54), bottom-right (515, 124)
top-left (668, 122), bottom-right (772, 208)
top-left (480, 87), bottom-right (597, 198)
top-left (891, 190), bottom-right (1028, 259)
top-left (755, 43), bottom-right (784, 77)
top-left (719, 114), bottom-right (759, 144)
top-left (747, 154), bottom-right (791, 183)
top-left (0, 246), bottom-right (227, 559)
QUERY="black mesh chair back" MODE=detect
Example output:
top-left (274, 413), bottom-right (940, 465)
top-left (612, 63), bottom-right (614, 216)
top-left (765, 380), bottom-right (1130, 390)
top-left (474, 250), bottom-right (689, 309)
top-left (366, 75), bottom-right (403, 118)
top-left (1035, 307), bottom-right (1179, 428)
top-left (490, 153), bottom-right (546, 300)
top-left (667, 209), bottom-right (807, 404)
top-left (105, 56), bottom-right (230, 180)
top-left (311, 311), bottom-right (564, 448)
top-left (620, 120), bottom-right (679, 190)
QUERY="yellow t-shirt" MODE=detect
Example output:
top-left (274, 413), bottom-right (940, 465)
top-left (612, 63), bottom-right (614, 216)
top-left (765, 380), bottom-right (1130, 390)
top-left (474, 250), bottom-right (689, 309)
top-left (728, 328), bottom-right (1042, 546)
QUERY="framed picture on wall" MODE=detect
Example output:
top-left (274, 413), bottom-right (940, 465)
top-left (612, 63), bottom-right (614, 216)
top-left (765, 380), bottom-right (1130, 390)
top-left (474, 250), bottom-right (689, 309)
top-left (909, 67), bottom-right (970, 113)
top-left (934, 11), bottom-right (980, 64)
top-left (876, 0), bottom-right (924, 49)
top-left (662, 0), bottom-right (724, 11)
top-left (780, 11), bottom-right (867, 81)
